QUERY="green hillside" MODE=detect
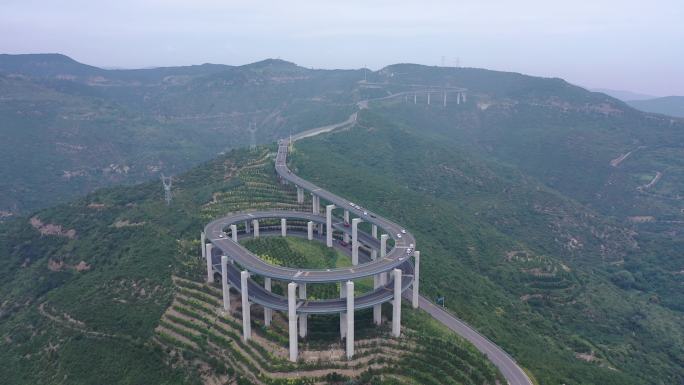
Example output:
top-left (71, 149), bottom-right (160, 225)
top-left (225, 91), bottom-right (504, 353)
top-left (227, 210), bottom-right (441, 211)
top-left (0, 146), bottom-right (501, 385)
top-left (289, 110), bottom-right (684, 385)
top-left (2, 57), bottom-right (684, 384)
top-left (0, 54), bottom-right (359, 217)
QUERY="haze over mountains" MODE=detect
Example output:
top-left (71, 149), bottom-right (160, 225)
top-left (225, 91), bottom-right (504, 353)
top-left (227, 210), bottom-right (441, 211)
top-left (1, 52), bottom-right (684, 384)
top-left (0, 54), bottom-right (359, 217)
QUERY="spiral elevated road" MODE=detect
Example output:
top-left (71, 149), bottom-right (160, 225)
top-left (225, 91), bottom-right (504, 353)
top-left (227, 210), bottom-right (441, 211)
top-left (203, 90), bottom-right (533, 385)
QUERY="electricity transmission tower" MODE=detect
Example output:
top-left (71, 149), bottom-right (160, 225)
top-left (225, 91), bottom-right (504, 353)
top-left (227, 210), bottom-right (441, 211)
top-left (248, 121), bottom-right (257, 151)
top-left (161, 174), bottom-right (173, 205)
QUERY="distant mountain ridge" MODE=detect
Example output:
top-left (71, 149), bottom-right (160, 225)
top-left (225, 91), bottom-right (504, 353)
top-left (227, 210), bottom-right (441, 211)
top-left (591, 87), bottom-right (656, 101)
top-left (627, 95), bottom-right (684, 117)
top-left (0, 53), bottom-right (361, 216)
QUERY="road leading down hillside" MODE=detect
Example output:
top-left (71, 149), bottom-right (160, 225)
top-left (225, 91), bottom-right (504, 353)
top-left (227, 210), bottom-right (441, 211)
top-left (285, 100), bottom-right (533, 385)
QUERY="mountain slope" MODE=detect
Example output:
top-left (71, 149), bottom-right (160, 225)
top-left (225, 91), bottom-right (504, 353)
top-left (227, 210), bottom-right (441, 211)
top-left (0, 54), bottom-right (360, 217)
top-left (0, 146), bottom-right (503, 385)
top-left (290, 111), bottom-right (684, 385)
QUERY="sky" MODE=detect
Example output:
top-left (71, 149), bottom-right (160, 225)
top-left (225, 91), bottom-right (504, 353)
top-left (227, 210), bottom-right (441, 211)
top-left (1, 0), bottom-right (683, 96)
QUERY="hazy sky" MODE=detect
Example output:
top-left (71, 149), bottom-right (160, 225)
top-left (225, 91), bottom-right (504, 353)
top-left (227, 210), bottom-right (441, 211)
top-left (2, 0), bottom-right (682, 96)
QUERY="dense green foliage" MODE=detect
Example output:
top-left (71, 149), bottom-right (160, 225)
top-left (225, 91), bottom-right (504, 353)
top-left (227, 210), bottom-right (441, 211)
top-left (3, 58), bottom-right (683, 384)
top-left (0, 144), bottom-right (501, 385)
top-left (290, 109), bottom-right (684, 384)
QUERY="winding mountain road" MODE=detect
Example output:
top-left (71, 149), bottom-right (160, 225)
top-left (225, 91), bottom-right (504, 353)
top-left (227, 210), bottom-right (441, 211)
top-left (287, 91), bottom-right (533, 385)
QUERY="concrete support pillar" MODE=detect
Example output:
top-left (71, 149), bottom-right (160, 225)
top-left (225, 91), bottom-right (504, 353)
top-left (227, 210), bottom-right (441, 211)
top-left (463, 92), bottom-right (467, 102)
top-left (412, 251), bottom-right (420, 309)
top-left (372, 224), bottom-right (377, 239)
top-left (241, 271), bottom-right (251, 340)
top-left (427, 92), bottom-right (431, 105)
top-left (201, 231), bottom-right (206, 259)
top-left (312, 194), bottom-right (319, 214)
top-left (392, 268), bottom-right (402, 337)
top-left (245, 220), bottom-right (251, 234)
top-left (264, 278), bottom-right (272, 326)
top-left (340, 285), bottom-right (347, 339)
top-left (414, 93), bottom-right (417, 104)
top-left (351, 218), bottom-right (361, 265)
top-left (371, 249), bottom-right (377, 260)
top-left (326, 205), bottom-right (336, 247)
top-left (252, 219), bottom-right (259, 238)
top-left (318, 223), bottom-right (323, 235)
top-left (373, 274), bottom-right (382, 325)
top-left (299, 283), bottom-right (307, 338)
top-left (307, 221), bottom-right (314, 240)
top-left (346, 280), bottom-right (355, 359)
top-left (380, 234), bottom-right (388, 257)
top-left (288, 282), bottom-right (298, 362)
top-left (457, 92), bottom-right (461, 105)
top-left (443, 91), bottom-right (447, 107)
top-left (281, 218), bottom-right (287, 237)
top-left (343, 210), bottom-right (350, 243)
top-left (296, 186), bottom-right (304, 204)
top-left (205, 244), bottom-right (213, 283)
top-left (221, 256), bottom-right (230, 312)
top-left (230, 224), bottom-right (237, 242)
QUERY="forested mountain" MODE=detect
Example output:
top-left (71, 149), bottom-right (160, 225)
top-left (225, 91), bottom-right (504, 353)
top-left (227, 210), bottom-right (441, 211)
top-left (1, 56), bottom-right (683, 384)
top-left (0, 54), bottom-right (359, 217)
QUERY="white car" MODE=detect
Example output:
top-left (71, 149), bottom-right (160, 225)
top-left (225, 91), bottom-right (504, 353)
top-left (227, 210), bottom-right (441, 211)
top-left (410, 243), bottom-right (414, 248)
top-left (363, 211), bottom-right (368, 216)
top-left (219, 233), bottom-right (224, 238)
top-left (406, 248), bottom-right (411, 254)
top-left (349, 202), bottom-right (355, 206)
top-left (401, 229), bottom-right (406, 234)
top-left (397, 233), bottom-right (402, 238)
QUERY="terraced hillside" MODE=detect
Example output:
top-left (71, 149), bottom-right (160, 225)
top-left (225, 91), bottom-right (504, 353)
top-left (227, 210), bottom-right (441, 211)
top-left (0, 146), bottom-right (502, 385)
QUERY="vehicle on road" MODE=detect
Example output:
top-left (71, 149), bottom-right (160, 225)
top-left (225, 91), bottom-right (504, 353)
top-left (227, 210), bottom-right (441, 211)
top-left (401, 229), bottom-right (406, 234)
top-left (397, 233), bottom-right (402, 238)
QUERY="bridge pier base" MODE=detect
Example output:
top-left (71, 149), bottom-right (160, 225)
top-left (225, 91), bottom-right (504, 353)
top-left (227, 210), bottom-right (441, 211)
top-left (326, 205), bottom-right (335, 247)
top-left (244, 220), bottom-right (250, 234)
top-left (412, 251), bottom-right (420, 309)
top-left (299, 284), bottom-right (307, 338)
top-left (352, 218), bottom-right (361, 265)
top-left (230, 224), bottom-right (238, 242)
top-left (241, 271), bottom-right (251, 340)
top-left (380, 234), bottom-right (388, 257)
top-left (343, 210), bottom-right (350, 243)
top-left (288, 282), bottom-right (298, 362)
top-left (312, 194), bottom-right (319, 214)
top-left (297, 187), bottom-right (304, 204)
top-left (281, 218), bottom-right (287, 237)
top-left (373, 274), bottom-right (382, 325)
top-left (346, 280), bottom-right (355, 359)
top-left (264, 278), bottom-right (272, 326)
top-left (201, 231), bottom-right (205, 259)
top-left (307, 221), bottom-right (313, 240)
top-left (221, 256), bottom-right (230, 312)
top-left (340, 285), bottom-right (347, 339)
top-left (205, 244), bottom-right (213, 283)
top-left (392, 268), bottom-right (402, 337)
top-left (372, 224), bottom-right (377, 238)
top-left (252, 219), bottom-right (259, 238)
